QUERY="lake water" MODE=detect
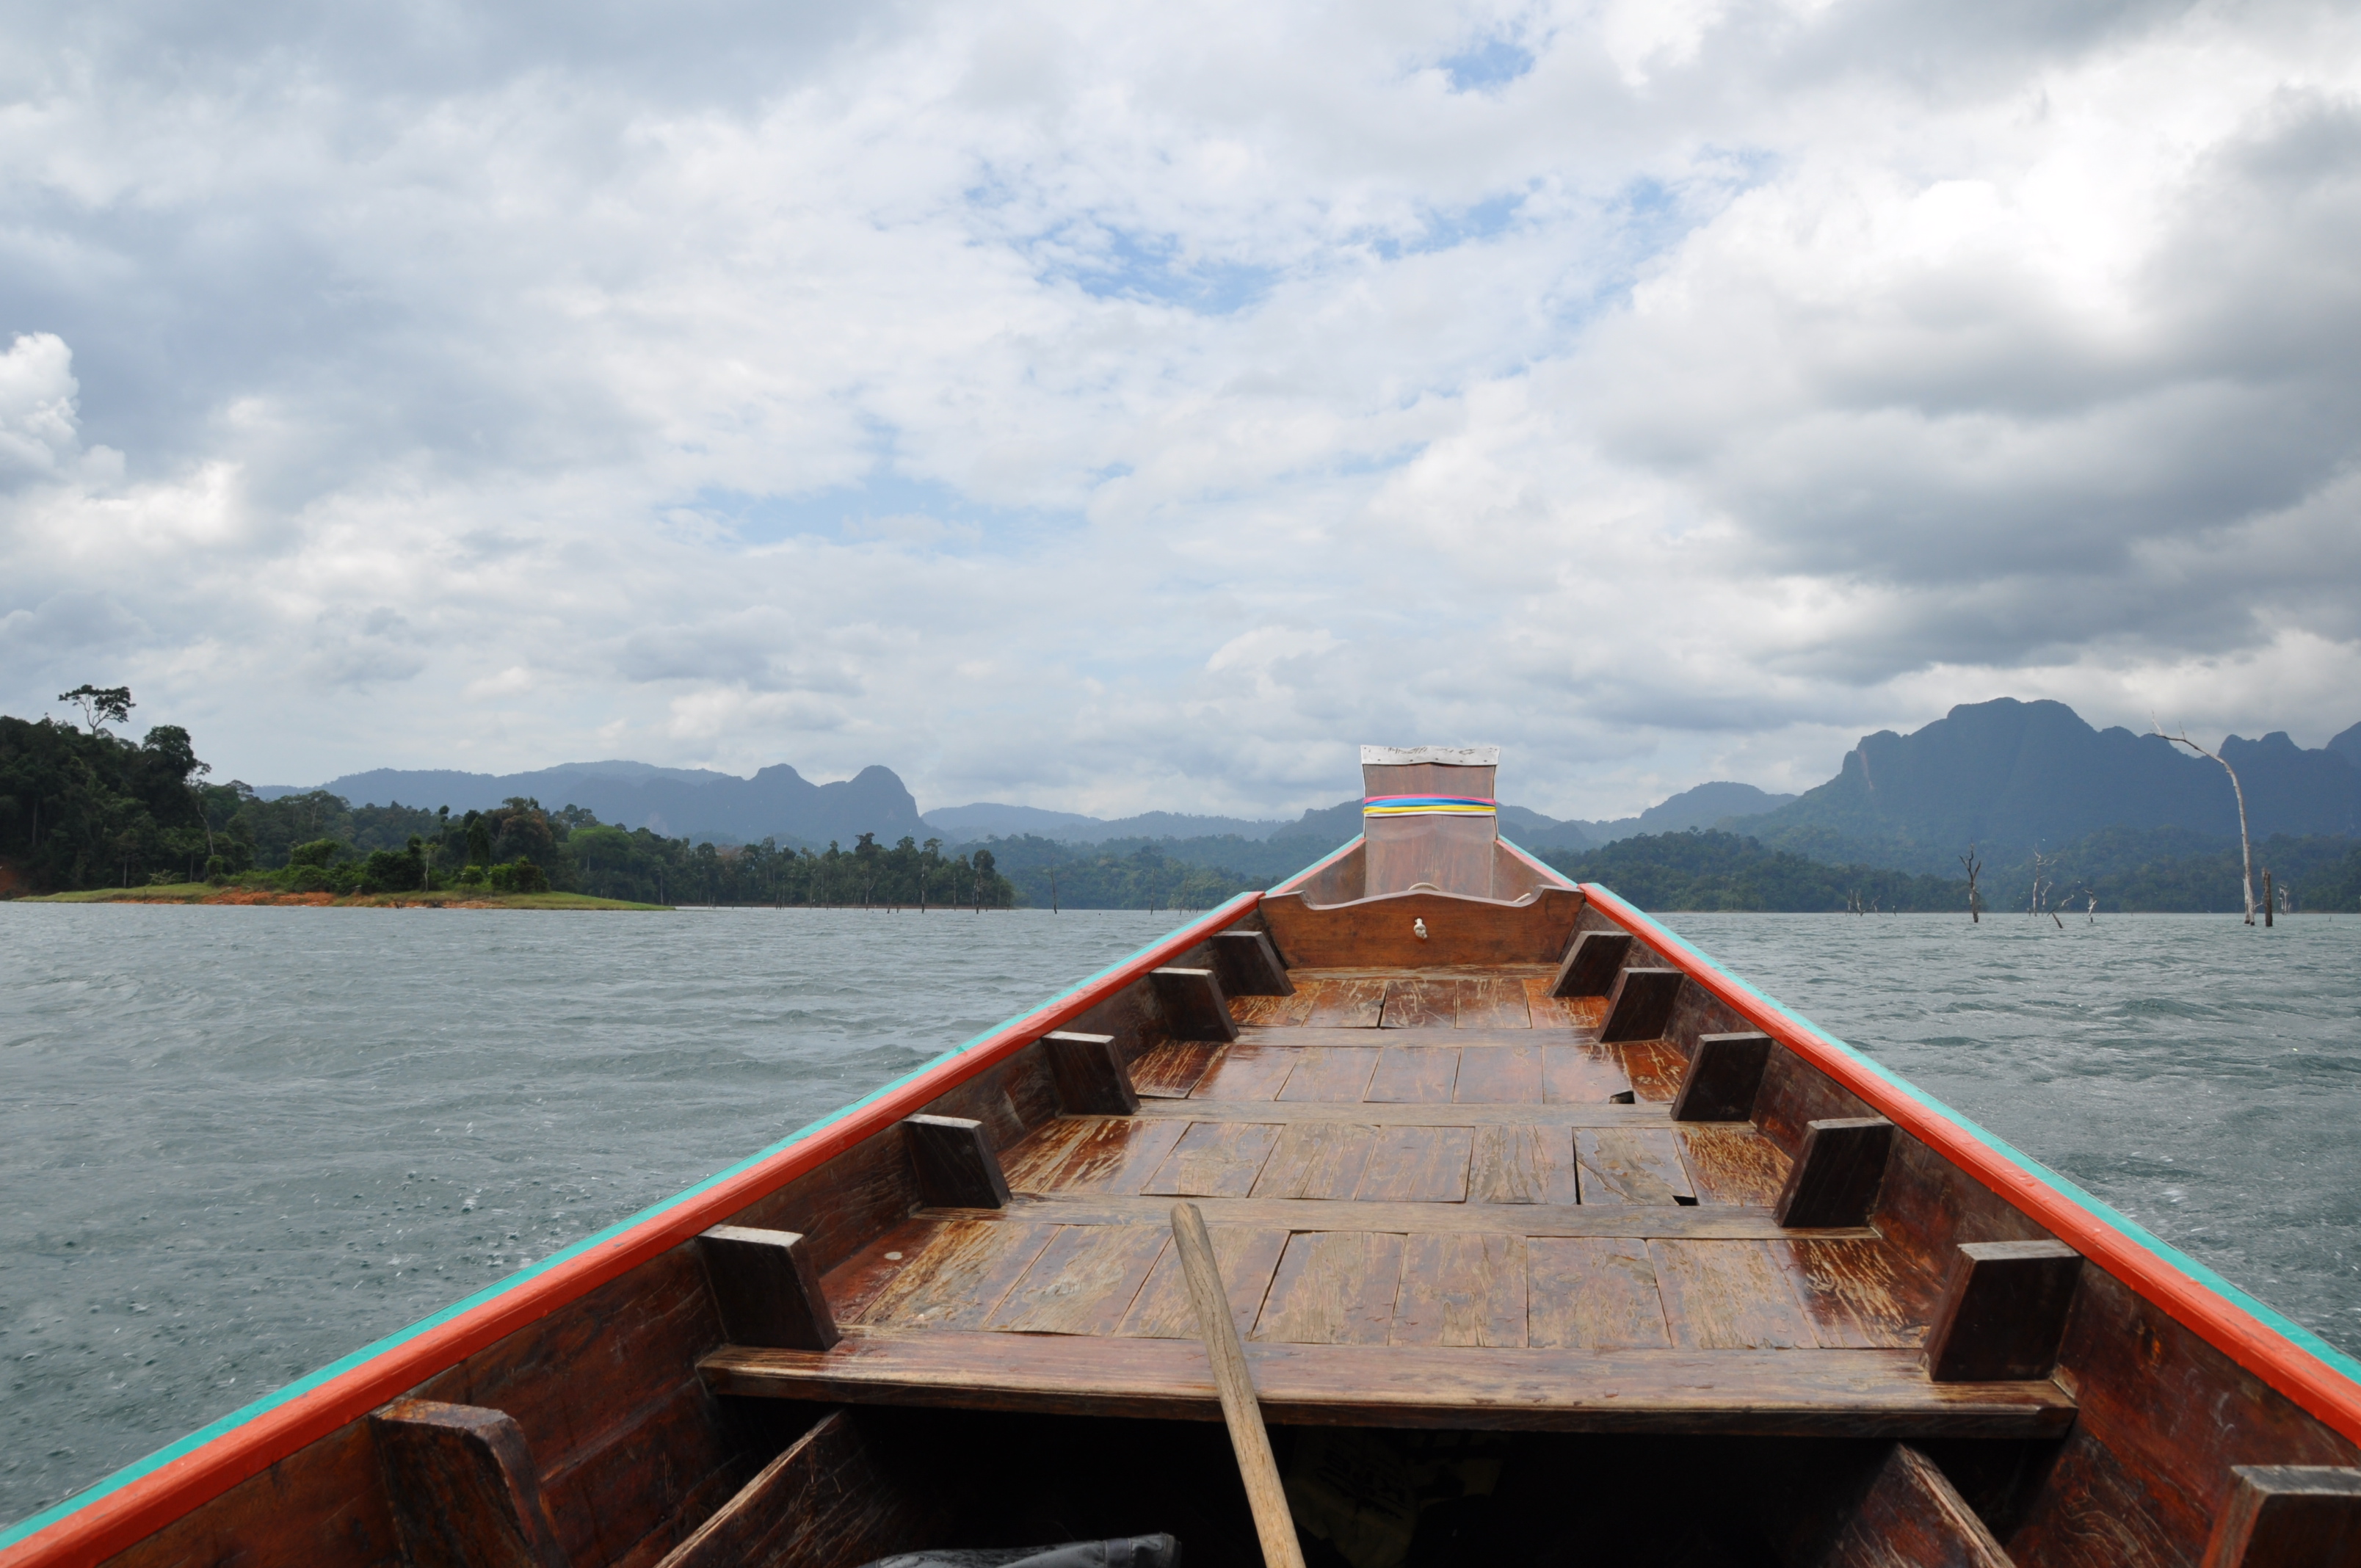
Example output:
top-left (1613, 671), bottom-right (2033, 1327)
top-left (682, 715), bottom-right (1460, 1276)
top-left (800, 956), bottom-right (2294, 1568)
top-left (3, 904), bottom-right (2357, 1526)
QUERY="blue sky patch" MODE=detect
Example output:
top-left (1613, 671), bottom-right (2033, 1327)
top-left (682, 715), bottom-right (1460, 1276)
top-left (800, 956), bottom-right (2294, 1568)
top-left (1442, 36), bottom-right (1536, 92)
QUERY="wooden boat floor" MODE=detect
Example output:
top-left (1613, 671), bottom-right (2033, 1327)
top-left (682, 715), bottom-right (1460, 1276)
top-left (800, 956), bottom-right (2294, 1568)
top-left (705, 976), bottom-right (2070, 1436)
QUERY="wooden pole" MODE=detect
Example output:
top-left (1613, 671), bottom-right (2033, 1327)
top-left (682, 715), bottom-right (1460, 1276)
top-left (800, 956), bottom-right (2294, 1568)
top-left (1170, 1202), bottom-right (1304, 1568)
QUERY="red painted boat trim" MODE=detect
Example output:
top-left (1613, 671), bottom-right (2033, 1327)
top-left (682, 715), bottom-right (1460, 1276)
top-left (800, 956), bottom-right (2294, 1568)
top-left (4, 894), bottom-right (1263, 1568)
top-left (1581, 882), bottom-right (2361, 1447)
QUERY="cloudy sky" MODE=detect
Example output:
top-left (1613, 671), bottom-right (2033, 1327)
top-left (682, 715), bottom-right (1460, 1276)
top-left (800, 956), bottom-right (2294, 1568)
top-left (4, 0), bottom-right (2358, 819)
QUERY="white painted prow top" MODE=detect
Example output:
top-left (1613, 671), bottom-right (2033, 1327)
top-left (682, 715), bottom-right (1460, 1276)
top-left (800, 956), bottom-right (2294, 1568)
top-left (1360, 745), bottom-right (1501, 767)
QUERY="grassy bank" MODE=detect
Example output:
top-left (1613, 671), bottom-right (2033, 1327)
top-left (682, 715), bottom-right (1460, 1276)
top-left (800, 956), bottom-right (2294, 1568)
top-left (24, 883), bottom-right (667, 910)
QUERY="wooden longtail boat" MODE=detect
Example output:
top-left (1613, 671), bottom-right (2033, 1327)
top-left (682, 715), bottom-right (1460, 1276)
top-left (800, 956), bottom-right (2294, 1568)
top-left (10, 745), bottom-right (2361, 1568)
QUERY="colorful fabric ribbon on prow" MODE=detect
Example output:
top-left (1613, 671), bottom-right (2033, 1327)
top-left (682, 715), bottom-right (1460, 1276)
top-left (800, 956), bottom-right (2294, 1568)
top-left (1362, 794), bottom-right (1498, 818)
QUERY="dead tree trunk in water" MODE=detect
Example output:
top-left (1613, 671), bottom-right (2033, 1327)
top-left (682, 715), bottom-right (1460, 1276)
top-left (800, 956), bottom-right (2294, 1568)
top-left (1959, 846), bottom-right (1983, 923)
top-left (2263, 868), bottom-right (2274, 928)
top-left (2154, 727), bottom-right (2258, 925)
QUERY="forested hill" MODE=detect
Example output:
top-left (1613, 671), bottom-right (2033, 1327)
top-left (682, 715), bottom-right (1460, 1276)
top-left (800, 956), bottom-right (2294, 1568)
top-left (1731, 698), bottom-right (2361, 874)
top-left (1541, 829), bottom-right (2361, 914)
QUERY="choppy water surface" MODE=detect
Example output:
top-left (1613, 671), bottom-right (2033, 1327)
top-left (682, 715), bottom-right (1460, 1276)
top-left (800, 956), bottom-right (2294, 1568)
top-left (3, 906), bottom-right (2357, 1525)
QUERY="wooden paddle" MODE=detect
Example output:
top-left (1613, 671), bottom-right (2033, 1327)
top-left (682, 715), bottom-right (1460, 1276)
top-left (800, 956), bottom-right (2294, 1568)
top-left (1170, 1202), bottom-right (1307, 1568)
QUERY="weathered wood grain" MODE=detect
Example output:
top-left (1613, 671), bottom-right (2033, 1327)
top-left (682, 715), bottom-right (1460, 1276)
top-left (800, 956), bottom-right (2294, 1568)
top-left (102, 1420), bottom-right (408, 1568)
top-left (1129, 1040), bottom-right (1219, 1099)
top-left (1141, 1121), bottom-right (1285, 1197)
top-left (1775, 1117), bottom-right (1894, 1229)
top-left (1524, 979), bottom-right (1609, 1032)
top-left (1542, 1043), bottom-right (1630, 1103)
top-left (1137, 1097), bottom-right (1670, 1127)
top-left (697, 1226), bottom-right (838, 1351)
top-left (1526, 1237), bottom-right (1672, 1349)
top-left (1457, 976), bottom-right (1533, 1028)
top-left (1677, 1123), bottom-right (1794, 1206)
top-left (1354, 1125), bottom-right (1473, 1202)
top-left (1452, 1039), bottom-right (1545, 1103)
top-left (1923, 1239), bottom-right (2082, 1382)
top-left (1468, 1125), bottom-right (1579, 1205)
top-left (1600, 968), bottom-right (1684, 1043)
top-left (1228, 993), bottom-right (1283, 1027)
top-left (1363, 1044), bottom-right (1460, 1103)
top-left (1040, 1031), bottom-right (1139, 1117)
top-left (1258, 885), bottom-right (1586, 969)
top-left (1151, 966), bottom-right (1239, 1042)
top-left (700, 1333), bottom-right (2079, 1437)
top-left (989, 1191), bottom-right (1857, 1240)
top-left (1120, 1227), bottom-right (1289, 1340)
top-left (1649, 1240), bottom-right (1816, 1350)
top-left (902, 1115), bottom-right (1010, 1211)
top-left (1619, 1039), bottom-right (1688, 1103)
top-left (1277, 1046), bottom-right (1381, 1103)
top-left (1379, 978), bottom-right (1461, 1028)
top-left (2200, 1464), bottom-right (2361, 1567)
top-left (1303, 976), bottom-right (1388, 1027)
top-left (1001, 1116), bottom-right (1186, 1196)
top-left (1669, 1032), bottom-right (1772, 1122)
top-left (1255, 1232), bottom-right (1407, 1344)
top-left (1250, 1122), bottom-right (1379, 1200)
top-left (984, 1224), bottom-right (1168, 1335)
top-left (849, 1219), bottom-right (1056, 1330)
top-left (1212, 929), bottom-right (1294, 998)
top-left (1575, 1127), bottom-right (1694, 1205)
top-left (1813, 1442), bottom-right (2012, 1568)
top-left (371, 1398), bottom-right (569, 1568)
top-left (1771, 1238), bottom-right (1934, 1350)
top-left (1189, 1042), bottom-right (1300, 1101)
top-left (1390, 1233), bottom-right (1528, 1347)
top-left (1550, 931), bottom-right (1633, 998)
top-left (648, 1408), bottom-right (933, 1568)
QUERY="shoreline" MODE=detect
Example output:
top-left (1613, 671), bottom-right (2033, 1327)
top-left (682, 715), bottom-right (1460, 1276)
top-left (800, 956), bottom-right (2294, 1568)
top-left (18, 883), bottom-right (668, 910)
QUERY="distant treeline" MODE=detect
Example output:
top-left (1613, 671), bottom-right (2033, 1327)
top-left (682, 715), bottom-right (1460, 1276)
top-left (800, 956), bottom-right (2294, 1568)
top-left (1539, 827), bottom-right (2361, 914)
top-left (0, 699), bottom-right (1017, 904)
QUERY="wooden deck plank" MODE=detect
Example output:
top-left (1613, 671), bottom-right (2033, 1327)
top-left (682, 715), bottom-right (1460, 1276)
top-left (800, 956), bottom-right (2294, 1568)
top-left (1543, 1044), bottom-right (1632, 1103)
top-left (1390, 1234), bottom-right (1528, 1347)
top-left (1678, 1123), bottom-right (1794, 1207)
top-left (1354, 1126), bottom-right (1473, 1202)
top-left (1457, 978), bottom-right (1533, 1029)
top-left (701, 1334), bottom-right (2081, 1438)
top-left (1302, 977), bottom-right (1388, 1028)
top-left (1650, 1239), bottom-right (1818, 1350)
top-left (850, 1219), bottom-right (1057, 1331)
top-left (1453, 1040), bottom-right (1544, 1103)
top-left (1277, 1047), bottom-right (1381, 1103)
top-left (1620, 1039), bottom-right (1687, 1103)
top-left (1576, 1128), bottom-right (1696, 1204)
top-left (1363, 1045), bottom-right (1460, 1103)
top-left (1250, 1122), bottom-right (1379, 1201)
top-left (1527, 1238), bottom-right (1673, 1349)
top-left (1523, 979), bottom-right (1606, 1034)
top-left (1004, 1117), bottom-right (1187, 1196)
top-left (1772, 1238), bottom-right (1937, 1350)
top-left (1379, 979), bottom-right (1462, 1028)
top-left (1118, 1227), bottom-right (1289, 1340)
top-left (1228, 994), bottom-right (1283, 1028)
top-left (1130, 1040), bottom-right (1218, 1100)
top-left (1255, 1232), bottom-right (1407, 1344)
top-left (1136, 1099), bottom-right (1666, 1128)
top-left (1141, 1122), bottom-right (1284, 1197)
top-left (976, 1193), bottom-right (1868, 1241)
top-left (1189, 1042), bottom-right (1299, 1101)
top-left (1468, 1125), bottom-right (1579, 1206)
top-left (984, 1224), bottom-right (1169, 1335)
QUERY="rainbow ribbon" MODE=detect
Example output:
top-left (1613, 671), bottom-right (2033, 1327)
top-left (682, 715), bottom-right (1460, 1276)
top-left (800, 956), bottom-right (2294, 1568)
top-left (1362, 794), bottom-right (1498, 818)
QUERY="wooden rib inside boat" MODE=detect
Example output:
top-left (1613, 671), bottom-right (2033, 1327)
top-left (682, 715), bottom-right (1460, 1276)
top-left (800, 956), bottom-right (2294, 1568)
top-left (10, 745), bottom-right (2361, 1568)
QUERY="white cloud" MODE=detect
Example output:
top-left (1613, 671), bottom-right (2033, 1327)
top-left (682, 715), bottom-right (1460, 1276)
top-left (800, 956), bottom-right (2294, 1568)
top-left (2, 0), bottom-right (2358, 816)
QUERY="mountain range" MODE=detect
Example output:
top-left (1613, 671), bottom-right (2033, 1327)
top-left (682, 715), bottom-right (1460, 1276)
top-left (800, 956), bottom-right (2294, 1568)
top-left (261, 699), bottom-right (2361, 870)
